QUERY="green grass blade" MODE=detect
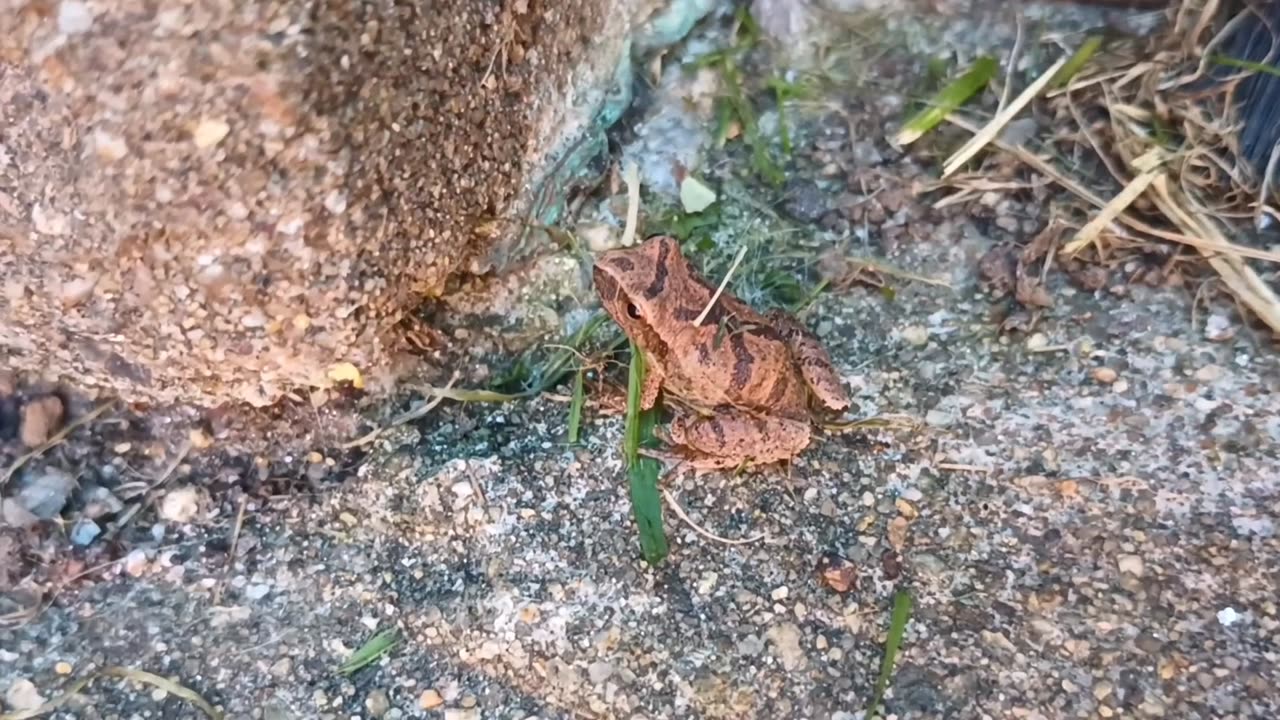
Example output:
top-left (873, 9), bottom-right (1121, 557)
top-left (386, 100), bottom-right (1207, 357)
top-left (895, 56), bottom-right (999, 146)
top-left (1209, 53), bottom-right (1280, 79)
top-left (338, 629), bottom-right (400, 676)
top-left (623, 343), bottom-right (668, 565)
top-left (868, 590), bottom-right (913, 715)
top-left (1051, 35), bottom-right (1104, 87)
top-left (567, 369), bottom-right (585, 444)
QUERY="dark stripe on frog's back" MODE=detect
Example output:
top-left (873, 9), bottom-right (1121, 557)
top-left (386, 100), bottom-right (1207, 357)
top-left (642, 238), bottom-right (671, 299)
top-left (764, 369), bottom-right (793, 407)
top-left (728, 331), bottom-right (754, 391)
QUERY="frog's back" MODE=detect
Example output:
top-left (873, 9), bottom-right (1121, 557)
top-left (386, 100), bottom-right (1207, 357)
top-left (667, 322), bottom-right (810, 418)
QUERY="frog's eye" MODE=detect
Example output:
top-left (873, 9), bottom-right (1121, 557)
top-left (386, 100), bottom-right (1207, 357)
top-left (626, 303), bottom-right (642, 319)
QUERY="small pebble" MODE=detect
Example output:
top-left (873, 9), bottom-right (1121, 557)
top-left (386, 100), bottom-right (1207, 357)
top-left (1091, 367), bottom-right (1118, 384)
top-left (924, 408), bottom-right (955, 428)
top-left (1116, 554), bottom-right (1144, 577)
top-left (270, 658), bottom-right (292, 679)
top-left (365, 689), bottom-right (390, 718)
top-left (1026, 333), bottom-right (1049, 351)
top-left (192, 118), bottom-right (231, 149)
top-left (770, 586), bottom-right (789, 601)
top-left (69, 518), bottom-right (101, 546)
top-left (578, 223), bottom-right (618, 252)
top-left (82, 485), bottom-right (124, 519)
top-left (91, 130), bottom-right (128, 162)
top-left (419, 690), bottom-right (444, 710)
top-left (124, 549), bottom-right (148, 577)
top-left (188, 428), bottom-right (213, 450)
top-left (587, 661), bottom-right (614, 685)
top-left (901, 325), bottom-right (929, 348)
top-left (1, 499), bottom-right (39, 529)
top-left (159, 487), bottom-right (201, 523)
top-left (5, 679), bottom-right (45, 711)
top-left (766, 622), bottom-right (806, 671)
top-left (57, 1), bottom-right (94, 34)
top-left (1204, 313), bottom-right (1234, 341)
top-left (15, 467), bottom-right (76, 519)
top-left (1111, 379), bottom-right (1129, 394)
top-left (1195, 364), bottom-right (1222, 382)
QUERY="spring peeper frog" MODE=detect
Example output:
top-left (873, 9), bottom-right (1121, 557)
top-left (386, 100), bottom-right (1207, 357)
top-left (593, 235), bottom-right (850, 471)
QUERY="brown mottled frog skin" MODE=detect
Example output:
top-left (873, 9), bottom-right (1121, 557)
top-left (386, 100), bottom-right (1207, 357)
top-left (593, 235), bottom-right (850, 470)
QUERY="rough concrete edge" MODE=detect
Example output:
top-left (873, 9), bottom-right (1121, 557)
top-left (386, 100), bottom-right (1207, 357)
top-left (484, 0), bottom-right (723, 272)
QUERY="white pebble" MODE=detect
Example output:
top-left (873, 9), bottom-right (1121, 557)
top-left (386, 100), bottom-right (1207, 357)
top-left (901, 325), bottom-right (929, 348)
top-left (4, 679), bottom-right (45, 711)
top-left (192, 118), bottom-right (231, 149)
top-left (1116, 554), bottom-right (1144, 577)
top-left (159, 487), bottom-right (201, 523)
top-left (57, 0), bottom-right (94, 34)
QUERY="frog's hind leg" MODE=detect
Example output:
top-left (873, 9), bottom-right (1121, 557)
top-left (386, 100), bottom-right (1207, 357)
top-left (666, 407), bottom-right (811, 469)
top-left (765, 310), bottom-right (850, 413)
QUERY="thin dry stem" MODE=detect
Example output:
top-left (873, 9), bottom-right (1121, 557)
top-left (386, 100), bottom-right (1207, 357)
top-left (341, 371), bottom-right (462, 449)
top-left (621, 160), bottom-right (641, 247)
top-left (662, 488), bottom-right (767, 546)
top-left (694, 244), bottom-right (749, 326)
top-left (1063, 148), bottom-right (1168, 256)
top-left (943, 56), bottom-right (1068, 178)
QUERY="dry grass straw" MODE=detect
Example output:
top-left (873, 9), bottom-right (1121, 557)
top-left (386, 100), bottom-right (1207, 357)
top-left (943, 0), bottom-right (1280, 336)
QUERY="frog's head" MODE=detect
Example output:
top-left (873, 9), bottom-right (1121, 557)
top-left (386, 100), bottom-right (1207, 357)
top-left (592, 234), bottom-right (681, 335)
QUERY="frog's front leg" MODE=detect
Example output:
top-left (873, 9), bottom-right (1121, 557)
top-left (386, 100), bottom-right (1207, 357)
top-left (640, 360), bottom-right (665, 410)
top-left (764, 310), bottom-right (850, 413)
top-left (661, 406), bottom-right (811, 470)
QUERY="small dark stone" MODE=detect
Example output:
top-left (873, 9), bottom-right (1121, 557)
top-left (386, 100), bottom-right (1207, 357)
top-left (881, 549), bottom-right (902, 580)
top-left (780, 179), bottom-right (828, 224)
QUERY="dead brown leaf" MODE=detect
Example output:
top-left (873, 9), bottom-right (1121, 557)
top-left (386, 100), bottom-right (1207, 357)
top-left (816, 553), bottom-right (858, 594)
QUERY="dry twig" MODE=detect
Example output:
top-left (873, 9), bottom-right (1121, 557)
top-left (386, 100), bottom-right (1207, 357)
top-left (661, 488), bottom-right (767, 546)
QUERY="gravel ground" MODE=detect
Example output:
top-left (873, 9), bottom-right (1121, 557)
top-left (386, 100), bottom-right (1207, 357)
top-left (3, 2), bottom-right (1279, 719)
